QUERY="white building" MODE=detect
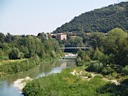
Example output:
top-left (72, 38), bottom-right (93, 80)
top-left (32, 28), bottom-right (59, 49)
top-left (56, 33), bottom-right (67, 40)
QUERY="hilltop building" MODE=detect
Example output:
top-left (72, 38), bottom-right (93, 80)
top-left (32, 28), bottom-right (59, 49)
top-left (56, 33), bottom-right (67, 40)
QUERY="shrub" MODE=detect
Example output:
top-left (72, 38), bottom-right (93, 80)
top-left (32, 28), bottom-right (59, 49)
top-left (122, 65), bottom-right (128, 75)
top-left (101, 68), bottom-right (108, 75)
top-left (86, 61), bottom-right (104, 73)
top-left (81, 71), bottom-right (92, 78)
top-left (76, 57), bottom-right (84, 66)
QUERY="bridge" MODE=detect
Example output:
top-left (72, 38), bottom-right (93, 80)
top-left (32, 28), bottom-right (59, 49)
top-left (60, 46), bottom-right (90, 52)
top-left (60, 47), bottom-right (90, 50)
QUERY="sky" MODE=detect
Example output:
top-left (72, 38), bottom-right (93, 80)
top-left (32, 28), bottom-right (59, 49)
top-left (0, 0), bottom-right (127, 35)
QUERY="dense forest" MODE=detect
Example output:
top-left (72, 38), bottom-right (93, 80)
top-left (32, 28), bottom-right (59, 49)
top-left (0, 32), bottom-right (62, 75)
top-left (53, 2), bottom-right (128, 33)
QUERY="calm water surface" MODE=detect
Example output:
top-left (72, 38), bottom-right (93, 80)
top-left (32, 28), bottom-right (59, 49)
top-left (0, 59), bottom-right (76, 96)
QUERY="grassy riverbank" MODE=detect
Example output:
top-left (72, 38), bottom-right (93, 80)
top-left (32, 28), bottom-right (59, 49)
top-left (0, 55), bottom-right (59, 80)
top-left (23, 67), bottom-right (124, 96)
top-left (23, 66), bottom-right (128, 96)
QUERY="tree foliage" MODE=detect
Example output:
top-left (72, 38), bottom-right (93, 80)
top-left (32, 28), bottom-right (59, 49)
top-left (0, 32), bottom-right (62, 74)
top-left (53, 2), bottom-right (128, 33)
top-left (104, 28), bottom-right (128, 66)
top-left (76, 28), bottom-right (128, 76)
top-left (9, 48), bottom-right (21, 59)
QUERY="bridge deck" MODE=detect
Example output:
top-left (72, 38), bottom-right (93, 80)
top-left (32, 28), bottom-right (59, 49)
top-left (60, 47), bottom-right (90, 49)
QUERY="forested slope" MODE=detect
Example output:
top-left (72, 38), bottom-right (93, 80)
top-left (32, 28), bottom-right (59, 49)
top-left (54, 2), bottom-right (128, 33)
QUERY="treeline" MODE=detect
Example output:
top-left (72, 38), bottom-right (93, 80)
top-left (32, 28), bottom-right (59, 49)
top-left (0, 32), bottom-right (62, 75)
top-left (77, 28), bottom-right (128, 76)
top-left (54, 2), bottom-right (128, 33)
top-left (0, 32), bottom-right (62, 60)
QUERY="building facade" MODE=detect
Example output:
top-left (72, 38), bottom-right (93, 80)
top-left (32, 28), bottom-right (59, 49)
top-left (56, 33), bottom-right (67, 40)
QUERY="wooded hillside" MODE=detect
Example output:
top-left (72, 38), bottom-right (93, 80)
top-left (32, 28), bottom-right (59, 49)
top-left (53, 2), bottom-right (128, 33)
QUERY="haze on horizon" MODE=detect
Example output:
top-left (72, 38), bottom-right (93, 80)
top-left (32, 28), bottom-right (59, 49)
top-left (0, 0), bottom-right (127, 35)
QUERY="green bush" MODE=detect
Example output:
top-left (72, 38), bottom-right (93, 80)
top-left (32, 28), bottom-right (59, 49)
top-left (101, 67), bottom-right (115, 75)
top-left (81, 71), bottom-right (92, 78)
top-left (101, 68), bottom-right (108, 75)
top-left (86, 61), bottom-right (104, 73)
top-left (122, 65), bottom-right (128, 75)
top-left (76, 57), bottom-right (84, 66)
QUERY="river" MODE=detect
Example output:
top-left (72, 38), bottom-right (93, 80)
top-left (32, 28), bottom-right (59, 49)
top-left (0, 58), bottom-right (76, 96)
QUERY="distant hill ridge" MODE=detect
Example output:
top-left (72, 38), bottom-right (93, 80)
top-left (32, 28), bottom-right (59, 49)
top-left (53, 2), bottom-right (128, 33)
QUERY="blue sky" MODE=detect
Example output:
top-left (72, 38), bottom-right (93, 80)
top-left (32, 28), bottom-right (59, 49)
top-left (0, 0), bottom-right (127, 35)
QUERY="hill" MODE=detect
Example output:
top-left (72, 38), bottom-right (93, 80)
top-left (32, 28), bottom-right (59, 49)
top-left (53, 2), bottom-right (128, 33)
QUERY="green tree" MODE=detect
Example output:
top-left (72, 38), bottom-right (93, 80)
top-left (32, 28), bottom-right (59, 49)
top-left (0, 49), bottom-right (4, 59)
top-left (68, 36), bottom-right (84, 47)
top-left (9, 48), bottom-right (21, 59)
top-left (120, 37), bottom-right (128, 66)
top-left (104, 28), bottom-right (127, 66)
top-left (0, 32), bottom-right (5, 43)
top-left (5, 33), bottom-right (14, 43)
top-left (89, 32), bottom-right (105, 49)
top-left (37, 32), bottom-right (47, 42)
top-left (93, 47), bottom-right (108, 64)
top-left (122, 65), bottom-right (128, 75)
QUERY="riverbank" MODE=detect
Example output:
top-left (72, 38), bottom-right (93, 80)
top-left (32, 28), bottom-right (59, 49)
top-left (12, 57), bottom-right (75, 92)
top-left (0, 57), bottom-right (40, 76)
top-left (11, 57), bottom-right (59, 91)
top-left (22, 68), bottom-right (111, 96)
top-left (23, 67), bottom-right (128, 96)
top-left (13, 76), bottom-right (32, 91)
top-left (0, 55), bottom-right (76, 96)
top-left (0, 55), bottom-right (61, 78)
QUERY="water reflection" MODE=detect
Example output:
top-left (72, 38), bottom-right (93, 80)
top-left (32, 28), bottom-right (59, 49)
top-left (0, 58), bottom-right (76, 96)
top-left (36, 59), bottom-right (76, 78)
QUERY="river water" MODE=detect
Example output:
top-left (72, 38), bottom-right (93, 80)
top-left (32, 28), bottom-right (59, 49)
top-left (0, 58), bottom-right (76, 96)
